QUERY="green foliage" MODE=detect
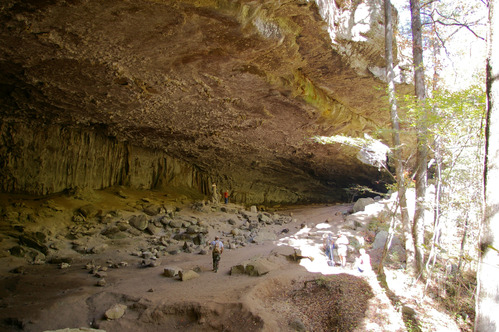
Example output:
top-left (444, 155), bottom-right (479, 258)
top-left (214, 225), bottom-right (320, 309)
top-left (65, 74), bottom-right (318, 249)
top-left (397, 83), bottom-right (486, 268)
top-left (315, 276), bottom-right (329, 288)
top-left (368, 217), bottom-right (390, 233)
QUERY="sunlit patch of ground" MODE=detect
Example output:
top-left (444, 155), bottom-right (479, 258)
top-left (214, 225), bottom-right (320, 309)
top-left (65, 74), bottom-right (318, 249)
top-left (275, 222), bottom-right (407, 331)
top-left (274, 212), bottom-right (464, 332)
top-left (385, 269), bottom-right (463, 331)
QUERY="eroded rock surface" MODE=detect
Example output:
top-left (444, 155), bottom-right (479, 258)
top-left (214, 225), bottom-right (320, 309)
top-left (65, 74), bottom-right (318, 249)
top-left (0, 0), bottom-right (408, 204)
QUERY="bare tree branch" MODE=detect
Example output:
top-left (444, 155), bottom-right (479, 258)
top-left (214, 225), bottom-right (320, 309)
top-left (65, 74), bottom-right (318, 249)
top-left (421, 7), bottom-right (486, 40)
top-left (433, 20), bottom-right (486, 40)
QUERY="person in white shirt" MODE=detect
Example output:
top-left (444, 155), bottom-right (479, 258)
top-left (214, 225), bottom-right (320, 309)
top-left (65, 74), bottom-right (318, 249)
top-left (336, 233), bottom-right (349, 267)
top-left (355, 248), bottom-right (371, 273)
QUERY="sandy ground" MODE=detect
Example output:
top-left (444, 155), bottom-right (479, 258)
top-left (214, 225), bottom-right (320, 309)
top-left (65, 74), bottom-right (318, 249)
top-left (0, 189), bottom-right (461, 332)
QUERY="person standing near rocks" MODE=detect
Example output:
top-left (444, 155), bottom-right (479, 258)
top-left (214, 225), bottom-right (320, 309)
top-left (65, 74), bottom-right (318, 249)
top-left (355, 248), bottom-right (371, 273)
top-left (336, 232), bottom-right (349, 267)
top-left (223, 190), bottom-right (229, 204)
top-left (211, 183), bottom-right (219, 204)
top-left (323, 233), bottom-right (335, 266)
top-left (210, 236), bottom-right (224, 272)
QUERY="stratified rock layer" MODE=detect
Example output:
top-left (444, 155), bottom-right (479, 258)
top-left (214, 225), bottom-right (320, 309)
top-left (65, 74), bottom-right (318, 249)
top-left (0, 0), bottom-right (406, 204)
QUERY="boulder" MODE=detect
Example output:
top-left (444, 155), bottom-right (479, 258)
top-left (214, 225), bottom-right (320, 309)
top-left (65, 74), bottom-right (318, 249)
top-left (372, 230), bottom-right (402, 250)
top-left (179, 270), bottom-right (199, 281)
top-left (163, 266), bottom-right (181, 278)
top-left (146, 224), bottom-right (161, 236)
top-left (77, 204), bottom-right (99, 218)
top-left (186, 225), bottom-right (200, 234)
top-left (168, 219), bottom-right (184, 229)
top-left (193, 233), bottom-right (206, 246)
top-left (129, 215), bottom-right (148, 231)
top-left (143, 204), bottom-right (161, 216)
top-left (90, 244), bottom-right (108, 254)
top-left (245, 259), bottom-right (272, 276)
top-left (258, 213), bottom-right (273, 224)
top-left (353, 197), bottom-right (375, 213)
top-left (230, 264), bottom-right (246, 275)
top-left (230, 257), bottom-right (275, 276)
top-left (252, 231), bottom-right (277, 243)
top-left (18, 232), bottom-right (49, 255)
top-left (105, 303), bottom-right (127, 320)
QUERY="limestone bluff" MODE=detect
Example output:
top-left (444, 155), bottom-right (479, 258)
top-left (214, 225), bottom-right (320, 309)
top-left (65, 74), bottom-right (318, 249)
top-left (0, 0), bottom-right (410, 204)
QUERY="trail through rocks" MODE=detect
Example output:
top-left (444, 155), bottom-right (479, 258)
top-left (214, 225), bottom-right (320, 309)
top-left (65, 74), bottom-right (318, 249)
top-left (0, 188), bottom-right (459, 331)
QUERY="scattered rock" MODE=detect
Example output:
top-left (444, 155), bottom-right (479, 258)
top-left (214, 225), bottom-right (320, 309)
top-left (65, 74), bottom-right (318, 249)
top-left (289, 318), bottom-right (307, 331)
top-left (178, 269), bottom-right (199, 281)
top-left (168, 219), bottom-right (183, 229)
top-left (105, 303), bottom-right (127, 320)
top-left (353, 197), bottom-right (375, 213)
top-left (91, 244), bottom-right (109, 254)
top-left (143, 204), bottom-right (161, 216)
top-left (129, 214), bottom-right (149, 231)
top-left (141, 259), bottom-right (161, 268)
top-left (9, 245), bottom-right (25, 257)
top-left (77, 204), bottom-right (99, 218)
top-left (18, 232), bottom-right (49, 255)
top-left (9, 266), bottom-right (26, 274)
top-left (230, 257), bottom-right (275, 276)
top-left (116, 190), bottom-right (127, 198)
top-left (163, 266), bottom-right (181, 278)
top-left (96, 278), bottom-right (107, 287)
top-left (372, 231), bottom-right (396, 249)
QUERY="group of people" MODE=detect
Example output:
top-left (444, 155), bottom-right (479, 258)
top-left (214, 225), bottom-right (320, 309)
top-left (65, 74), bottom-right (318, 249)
top-left (208, 184), bottom-right (371, 274)
top-left (209, 233), bottom-right (371, 274)
top-left (323, 232), bottom-right (371, 273)
top-left (323, 232), bottom-right (349, 267)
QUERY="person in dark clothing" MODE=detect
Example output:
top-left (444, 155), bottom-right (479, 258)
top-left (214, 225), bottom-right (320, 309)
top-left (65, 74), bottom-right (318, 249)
top-left (210, 236), bottom-right (224, 272)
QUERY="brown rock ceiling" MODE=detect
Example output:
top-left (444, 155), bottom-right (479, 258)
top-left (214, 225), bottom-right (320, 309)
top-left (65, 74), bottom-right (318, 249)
top-left (0, 0), bottom-right (407, 203)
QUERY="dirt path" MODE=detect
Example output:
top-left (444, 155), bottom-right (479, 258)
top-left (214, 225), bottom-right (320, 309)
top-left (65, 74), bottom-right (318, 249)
top-left (0, 199), bottom-right (358, 331)
top-left (2, 191), bottom-right (446, 332)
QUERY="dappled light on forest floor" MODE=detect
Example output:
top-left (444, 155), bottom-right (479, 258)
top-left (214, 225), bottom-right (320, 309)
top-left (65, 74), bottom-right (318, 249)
top-left (274, 221), bottom-right (408, 331)
top-left (276, 223), bottom-right (341, 275)
top-left (384, 269), bottom-right (464, 331)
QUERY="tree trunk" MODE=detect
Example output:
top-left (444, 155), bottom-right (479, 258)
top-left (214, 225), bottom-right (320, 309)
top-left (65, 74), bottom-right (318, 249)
top-left (428, 0), bottom-right (443, 273)
top-left (475, 0), bottom-right (499, 329)
top-left (384, 0), bottom-right (415, 274)
top-left (410, 0), bottom-right (427, 276)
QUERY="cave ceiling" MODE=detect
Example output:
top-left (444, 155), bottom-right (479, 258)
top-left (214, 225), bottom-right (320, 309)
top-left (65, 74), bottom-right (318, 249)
top-left (0, 0), bottom-right (407, 201)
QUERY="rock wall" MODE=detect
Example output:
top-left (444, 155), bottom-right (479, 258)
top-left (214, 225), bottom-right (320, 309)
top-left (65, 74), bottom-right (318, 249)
top-left (0, 120), bottom-right (206, 195)
top-left (0, 120), bottom-right (334, 205)
top-left (0, 0), bottom-right (399, 205)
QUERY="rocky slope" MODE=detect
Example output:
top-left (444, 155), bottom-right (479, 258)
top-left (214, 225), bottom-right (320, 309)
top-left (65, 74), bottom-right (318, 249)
top-left (0, 0), bottom-right (410, 204)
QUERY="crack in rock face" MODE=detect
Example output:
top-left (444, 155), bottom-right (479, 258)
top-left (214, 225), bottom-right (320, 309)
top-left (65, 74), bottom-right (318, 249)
top-left (0, 0), bottom-right (405, 204)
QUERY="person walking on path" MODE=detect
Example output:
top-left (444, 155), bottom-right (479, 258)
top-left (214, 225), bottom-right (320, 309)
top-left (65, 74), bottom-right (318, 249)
top-left (336, 232), bottom-right (349, 267)
top-left (210, 236), bottom-right (224, 272)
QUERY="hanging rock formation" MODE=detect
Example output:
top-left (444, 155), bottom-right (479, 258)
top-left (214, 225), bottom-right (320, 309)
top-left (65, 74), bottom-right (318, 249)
top-left (0, 0), bottom-right (409, 204)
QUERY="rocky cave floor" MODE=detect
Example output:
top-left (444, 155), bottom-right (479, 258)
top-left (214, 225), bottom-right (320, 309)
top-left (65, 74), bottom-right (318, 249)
top-left (0, 188), bottom-right (470, 332)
